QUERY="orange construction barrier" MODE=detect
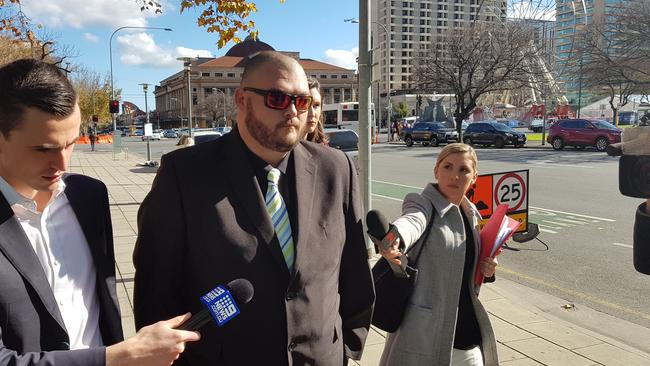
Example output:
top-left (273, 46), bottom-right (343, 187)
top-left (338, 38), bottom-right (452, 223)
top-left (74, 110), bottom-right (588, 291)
top-left (77, 136), bottom-right (90, 144)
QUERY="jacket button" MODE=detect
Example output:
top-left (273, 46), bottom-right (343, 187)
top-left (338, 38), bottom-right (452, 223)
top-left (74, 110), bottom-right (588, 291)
top-left (286, 292), bottom-right (296, 300)
top-left (288, 342), bottom-right (297, 352)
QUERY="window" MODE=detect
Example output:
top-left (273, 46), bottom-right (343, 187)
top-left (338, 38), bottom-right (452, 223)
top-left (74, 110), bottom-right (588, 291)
top-left (320, 74), bottom-right (327, 79)
top-left (201, 72), bottom-right (210, 77)
top-left (331, 74), bottom-right (338, 79)
top-left (342, 74), bottom-right (349, 79)
top-left (227, 73), bottom-right (235, 78)
top-left (215, 73), bottom-right (223, 77)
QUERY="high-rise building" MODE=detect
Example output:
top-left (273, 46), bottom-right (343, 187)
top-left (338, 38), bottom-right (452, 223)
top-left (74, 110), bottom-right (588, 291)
top-left (523, 18), bottom-right (556, 67)
top-left (555, 0), bottom-right (627, 109)
top-left (371, 0), bottom-right (506, 95)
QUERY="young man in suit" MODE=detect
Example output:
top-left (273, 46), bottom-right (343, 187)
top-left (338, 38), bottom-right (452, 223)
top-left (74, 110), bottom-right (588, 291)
top-left (0, 59), bottom-right (199, 366)
top-left (134, 51), bottom-right (375, 365)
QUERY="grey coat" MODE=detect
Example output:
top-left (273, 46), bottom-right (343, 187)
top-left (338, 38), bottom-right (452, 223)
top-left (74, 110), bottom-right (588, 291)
top-left (379, 183), bottom-right (498, 366)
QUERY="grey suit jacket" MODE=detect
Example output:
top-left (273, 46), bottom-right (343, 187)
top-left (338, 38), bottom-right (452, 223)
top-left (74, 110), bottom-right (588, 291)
top-left (133, 130), bottom-right (374, 366)
top-left (0, 174), bottom-right (123, 366)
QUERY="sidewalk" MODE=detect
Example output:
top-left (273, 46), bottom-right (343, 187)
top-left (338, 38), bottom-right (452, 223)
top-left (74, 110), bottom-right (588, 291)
top-left (70, 144), bottom-right (650, 366)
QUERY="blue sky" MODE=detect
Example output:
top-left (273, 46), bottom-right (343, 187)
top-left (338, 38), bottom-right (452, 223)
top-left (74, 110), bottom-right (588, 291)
top-left (21, 0), bottom-right (361, 110)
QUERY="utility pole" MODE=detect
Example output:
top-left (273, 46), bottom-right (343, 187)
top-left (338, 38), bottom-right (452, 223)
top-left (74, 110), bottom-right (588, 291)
top-left (358, 0), bottom-right (373, 256)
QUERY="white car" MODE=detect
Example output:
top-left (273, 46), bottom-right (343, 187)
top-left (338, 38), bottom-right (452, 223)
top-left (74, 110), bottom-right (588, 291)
top-left (142, 132), bottom-right (162, 141)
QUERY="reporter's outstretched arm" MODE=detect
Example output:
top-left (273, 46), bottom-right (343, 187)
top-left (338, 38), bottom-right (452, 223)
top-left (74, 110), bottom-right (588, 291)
top-left (106, 313), bottom-right (200, 366)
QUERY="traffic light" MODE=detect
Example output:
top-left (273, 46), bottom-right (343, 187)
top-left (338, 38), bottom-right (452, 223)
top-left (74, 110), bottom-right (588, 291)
top-left (109, 100), bottom-right (119, 114)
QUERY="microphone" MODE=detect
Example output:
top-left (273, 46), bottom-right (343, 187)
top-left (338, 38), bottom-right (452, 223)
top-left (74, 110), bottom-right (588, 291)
top-left (179, 279), bottom-right (254, 331)
top-left (366, 210), bottom-right (409, 278)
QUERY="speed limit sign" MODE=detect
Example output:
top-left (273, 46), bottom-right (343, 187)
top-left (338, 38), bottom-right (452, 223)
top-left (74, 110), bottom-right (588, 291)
top-left (465, 169), bottom-right (529, 233)
top-left (493, 172), bottom-right (528, 211)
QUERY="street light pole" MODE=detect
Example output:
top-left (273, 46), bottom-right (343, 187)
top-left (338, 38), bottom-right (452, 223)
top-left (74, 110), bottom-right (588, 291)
top-left (177, 57), bottom-right (197, 138)
top-left (139, 83), bottom-right (154, 164)
top-left (109, 26), bottom-right (172, 138)
top-left (346, 18), bottom-right (391, 142)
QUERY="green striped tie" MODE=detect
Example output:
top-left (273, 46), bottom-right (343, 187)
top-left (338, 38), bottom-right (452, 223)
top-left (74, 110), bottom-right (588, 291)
top-left (265, 168), bottom-right (295, 272)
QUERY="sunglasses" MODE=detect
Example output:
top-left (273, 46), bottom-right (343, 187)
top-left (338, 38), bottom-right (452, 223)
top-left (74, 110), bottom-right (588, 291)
top-left (244, 87), bottom-right (313, 111)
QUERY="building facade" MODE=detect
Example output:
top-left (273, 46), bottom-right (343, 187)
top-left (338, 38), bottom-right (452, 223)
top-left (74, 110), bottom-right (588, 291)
top-left (555, 0), bottom-right (626, 108)
top-left (154, 37), bottom-right (357, 129)
top-left (371, 0), bottom-right (506, 95)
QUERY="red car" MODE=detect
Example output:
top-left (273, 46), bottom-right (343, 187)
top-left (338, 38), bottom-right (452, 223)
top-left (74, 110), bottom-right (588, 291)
top-left (546, 119), bottom-right (622, 151)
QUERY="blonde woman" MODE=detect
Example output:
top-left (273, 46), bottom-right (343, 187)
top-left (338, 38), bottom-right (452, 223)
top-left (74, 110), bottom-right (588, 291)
top-left (378, 143), bottom-right (499, 366)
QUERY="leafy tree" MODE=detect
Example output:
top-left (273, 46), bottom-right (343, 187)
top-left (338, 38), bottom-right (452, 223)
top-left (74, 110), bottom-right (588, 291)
top-left (393, 101), bottom-right (410, 119)
top-left (70, 67), bottom-right (117, 130)
top-left (140, 0), bottom-right (285, 48)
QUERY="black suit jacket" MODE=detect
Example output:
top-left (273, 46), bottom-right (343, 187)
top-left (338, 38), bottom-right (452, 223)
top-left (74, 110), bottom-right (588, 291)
top-left (0, 174), bottom-right (123, 366)
top-left (634, 202), bottom-right (650, 274)
top-left (134, 130), bottom-right (374, 366)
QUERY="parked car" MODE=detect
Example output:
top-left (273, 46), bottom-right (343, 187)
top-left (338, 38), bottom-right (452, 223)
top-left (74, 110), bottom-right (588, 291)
top-left (142, 132), bottom-right (162, 141)
top-left (546, 119), bottom-right (622, 151)
top-left (214, 126), bottom-right (232, 134)
top-left (325, 128), bottom-right (359, 172)
top-left (192, 130), bottom-right (223, 144)
top-left (163, 130), bottom-right (178, 138)
top-left (463, 121), bottom-right (526, 148)
top-left (400, 122), bottom-right (459, 147)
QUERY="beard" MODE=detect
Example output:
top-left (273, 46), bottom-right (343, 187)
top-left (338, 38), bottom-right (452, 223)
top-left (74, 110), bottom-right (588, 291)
top-left (244, 101), bottom-right (302, 152)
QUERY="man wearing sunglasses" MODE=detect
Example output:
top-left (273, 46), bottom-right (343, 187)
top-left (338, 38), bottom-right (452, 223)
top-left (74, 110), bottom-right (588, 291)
top-left (134, 51), bottom-right (374, 365)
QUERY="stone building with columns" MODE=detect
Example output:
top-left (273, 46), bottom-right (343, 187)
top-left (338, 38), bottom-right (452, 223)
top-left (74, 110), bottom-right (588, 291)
top-left (154, 36), bottom-right (357, 129)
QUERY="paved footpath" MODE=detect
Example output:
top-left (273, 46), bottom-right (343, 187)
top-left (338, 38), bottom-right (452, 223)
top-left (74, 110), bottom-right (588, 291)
top-left (70, 143), bottom-right (650, 366)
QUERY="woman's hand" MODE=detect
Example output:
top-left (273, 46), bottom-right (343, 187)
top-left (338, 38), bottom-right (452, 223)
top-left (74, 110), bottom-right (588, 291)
top-left (370, 235), bottom-right (403, 266)
top-left (480, 257), bottom-right (498, 278)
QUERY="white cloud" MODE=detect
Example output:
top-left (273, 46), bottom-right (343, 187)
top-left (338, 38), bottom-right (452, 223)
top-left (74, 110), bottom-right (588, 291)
top-left (84, 33), bottom-right (99, 43)
top-left (117, 32), bottom-right (214, 68)
top-left (21, 0), bottom-right (158, 29)
top-left (322, 48), bottom-right (359, 70)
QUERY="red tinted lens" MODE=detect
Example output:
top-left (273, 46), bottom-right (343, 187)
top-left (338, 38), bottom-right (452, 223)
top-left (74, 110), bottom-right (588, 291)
top-left (294, 96), bottom-right (312, 111)
top-left (266, 91), bottom-right (291, 109)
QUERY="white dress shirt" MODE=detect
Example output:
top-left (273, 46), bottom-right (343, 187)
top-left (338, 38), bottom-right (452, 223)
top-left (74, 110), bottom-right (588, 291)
top-left (0, 177), bottom-right (103, 349)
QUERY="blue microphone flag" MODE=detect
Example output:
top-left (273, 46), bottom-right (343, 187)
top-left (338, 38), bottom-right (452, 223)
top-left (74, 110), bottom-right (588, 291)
top-left (200, 285), bottom-right (241, 326)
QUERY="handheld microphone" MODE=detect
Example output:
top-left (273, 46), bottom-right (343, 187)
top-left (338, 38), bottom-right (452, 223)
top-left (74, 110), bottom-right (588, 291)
top-left (179, 278), bottom-right (254, 331)
top-left (366, 210), bottom-right (409, 278)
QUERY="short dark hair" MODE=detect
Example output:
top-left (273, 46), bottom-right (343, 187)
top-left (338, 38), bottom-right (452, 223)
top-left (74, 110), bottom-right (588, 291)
top-left (240, 51), bottom-right (301, 86)
top-left (0, 59), bottom-right (77, 137)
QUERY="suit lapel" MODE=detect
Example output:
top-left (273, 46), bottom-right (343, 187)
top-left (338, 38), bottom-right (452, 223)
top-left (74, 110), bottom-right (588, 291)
top-left (0, 193), bottom-right (67, 332)
top-left (224, 132), bottom-right (288, 272)
top-left (291, 143), bottom-right (316, 278)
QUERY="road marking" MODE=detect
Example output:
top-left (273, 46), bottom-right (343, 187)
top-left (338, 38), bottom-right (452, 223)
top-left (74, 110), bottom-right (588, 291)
top-left (554, 218), bottom-right (588, 225)
top-left (373, 179), bottom-right (422, 190)
top-left (530, 206), bottom-right (616, 222)
top-left (527, 160), bottom-right (594, 169)
top-left (541, 220), bottom-right (576, 227)
top-left (538, 228), bottom-right (558, 234)
top-left (372, 193), bottom-right (403, 202)
top-left (499, 266), bottom-right (650, 322)
top-left (613, 243), bottom-right (633, 249)
top-left (538, 223), bottom-right (563, 230)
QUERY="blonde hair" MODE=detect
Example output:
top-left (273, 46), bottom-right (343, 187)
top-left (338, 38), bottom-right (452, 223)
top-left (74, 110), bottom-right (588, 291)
top-left (176, 135), bottom-right (194, 148)
top-left (435, 143), bottom-right (478, 173)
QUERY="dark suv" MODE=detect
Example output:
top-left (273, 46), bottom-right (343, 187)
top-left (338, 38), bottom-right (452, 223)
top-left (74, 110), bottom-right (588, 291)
top-left (546, 119), bottom-right (621, 151)
top-left (463, 122), bottom-right (526, 148)
top-left (400, 122), bottom-right (459, 147)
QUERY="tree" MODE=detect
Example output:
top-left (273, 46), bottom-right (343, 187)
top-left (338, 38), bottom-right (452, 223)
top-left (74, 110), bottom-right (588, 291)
top-left (393, 101), bottom-right (409, 119)
top-left (70, 67), bottom-right (116, 130)
top-left (139, 0), bottom-right (285, 48)
top-left (575, 0), bottom-right (650, 123)
top-left (196, 92), bottom-right (235, 126)
top-left (411, 19), bottom-right (549, 139)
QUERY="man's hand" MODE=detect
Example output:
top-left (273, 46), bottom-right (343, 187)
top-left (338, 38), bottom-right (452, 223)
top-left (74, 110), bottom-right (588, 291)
top-left (369, 234), bottom-right (402, 266)
top-left (106, 313), bottom-right (201, 366)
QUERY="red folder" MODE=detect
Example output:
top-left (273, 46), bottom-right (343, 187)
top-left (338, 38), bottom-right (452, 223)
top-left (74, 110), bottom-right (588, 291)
top-left (474, 204), bottom-right (521, 287)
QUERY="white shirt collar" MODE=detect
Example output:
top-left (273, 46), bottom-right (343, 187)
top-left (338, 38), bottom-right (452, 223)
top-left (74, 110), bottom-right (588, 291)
top-left (0, 175), bottom-right (67, 211)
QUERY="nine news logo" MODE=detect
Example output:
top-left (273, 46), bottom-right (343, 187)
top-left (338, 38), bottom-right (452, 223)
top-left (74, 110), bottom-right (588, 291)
top-left (200, 285), bottom-right (240, 326)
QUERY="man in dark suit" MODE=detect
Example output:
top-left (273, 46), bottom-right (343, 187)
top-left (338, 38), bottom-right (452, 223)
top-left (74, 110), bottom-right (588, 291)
top-left (0, 59), bottom-right (199, 366)
top-left (133, 51), bottom-right (374, 365)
